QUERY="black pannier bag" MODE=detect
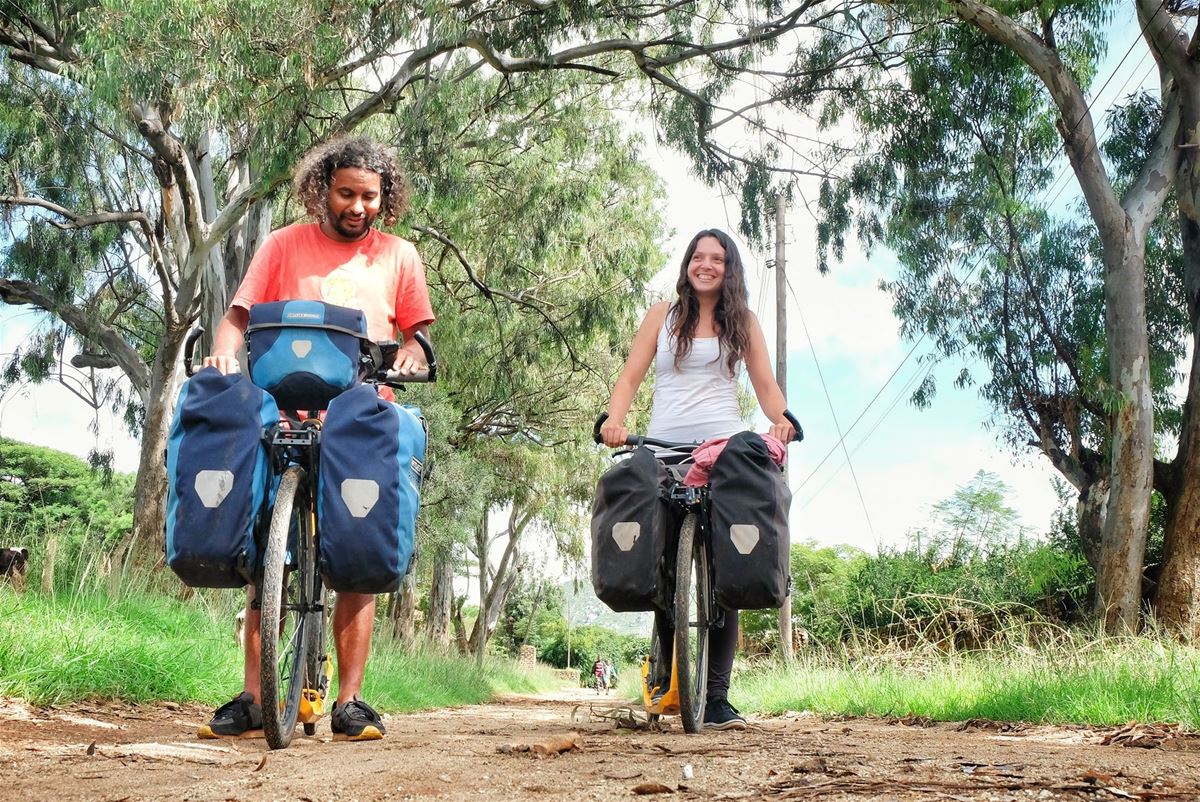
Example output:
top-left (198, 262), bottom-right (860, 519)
top-left (590, 446), bottom-right (675, 612)
top-left (165, 367), bottom-right (279, 588)
top-left (708, 431), bottom-right (792, 610)
top-left (318, 384), bottom-right (427, 594)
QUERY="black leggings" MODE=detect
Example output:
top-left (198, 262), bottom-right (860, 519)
top-left (654, 607), bottom-right (739, 700)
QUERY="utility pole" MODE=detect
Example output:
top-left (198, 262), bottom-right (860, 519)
top-left (774, 192), bottom-right (794, 662)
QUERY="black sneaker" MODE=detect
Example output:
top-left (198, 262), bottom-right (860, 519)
top-left (702, 697), bottom-right (747, 731)
top-left (331, 697), bottom-right (386, 741)
top-left (198, 692), bottom-right (263, 739)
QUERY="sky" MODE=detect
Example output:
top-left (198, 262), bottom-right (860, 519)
top-left (0, 8), bottom-right (1158, 557)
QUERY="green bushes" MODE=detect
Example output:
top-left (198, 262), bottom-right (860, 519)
top-left (743, 472), bottom-right (1094, 654)
top-left (0, 438), bottom-right (135, 592)
top-left (536, 620), bottom-right (646, 682)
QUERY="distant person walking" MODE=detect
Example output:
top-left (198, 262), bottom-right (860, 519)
top-left (603, 660), bottom-right (617, 695)
top-left (592, 658), bottom-right (607, 694)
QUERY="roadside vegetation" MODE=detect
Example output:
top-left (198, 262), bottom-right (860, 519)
top-left (0, 588), bottom-right (560, 709)
top-left (5, 441), bottom-right (1200, 728)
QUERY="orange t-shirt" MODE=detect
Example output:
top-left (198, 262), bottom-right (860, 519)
top-left (230, 223), bottom-right (435, 341)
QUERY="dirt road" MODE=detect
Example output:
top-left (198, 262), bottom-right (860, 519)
top-left (3, 688), bottom-right (1199, 801)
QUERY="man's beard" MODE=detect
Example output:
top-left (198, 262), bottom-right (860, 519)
top-left (327, 208), bottom-right (376, 240)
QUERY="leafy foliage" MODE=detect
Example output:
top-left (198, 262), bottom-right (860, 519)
top-left (0, 437), bottom-right (135, 589)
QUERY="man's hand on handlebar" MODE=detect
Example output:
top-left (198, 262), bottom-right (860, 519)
top-left (202, 353), bottom-right (240, 375)
top-left (391, 341), bottom-right (427, 377)
top-left (599, 417), bottom-right (630, 448)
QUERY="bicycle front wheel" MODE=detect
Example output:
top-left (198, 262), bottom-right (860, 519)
top-left (674, 512), bottom-right (710, 734)
top-left (260, 465), bottom-right (312, 750)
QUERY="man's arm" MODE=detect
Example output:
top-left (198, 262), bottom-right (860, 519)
top-left (202, 306), bottom-right (250, 375)
top-left (394, 322), bottom-right (432, 375)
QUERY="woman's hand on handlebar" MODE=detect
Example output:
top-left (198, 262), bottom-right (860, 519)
top-left (599, 417), bottom-right (630, 448)
top-left (202, 353), bottom-right (240, 375)
top-left (768, 418), bottom-right (795, 444)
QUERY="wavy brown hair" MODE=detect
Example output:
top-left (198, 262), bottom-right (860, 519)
top-left (293, 136), bottom-right (410, 227)
top-left (669, 229), bottom-right (752, 375)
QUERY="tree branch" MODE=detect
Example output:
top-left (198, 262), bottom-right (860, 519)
top-left (0, 279), bottom-right (151, 400)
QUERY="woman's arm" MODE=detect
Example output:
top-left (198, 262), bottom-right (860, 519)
top-left (743, 311), bottom-right (796, 443)
top-left (600, 302), bottom-right (670, 447)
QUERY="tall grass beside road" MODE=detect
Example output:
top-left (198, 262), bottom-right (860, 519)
top-left (733, 631), bottom-right (1200, 729)
top-left (0, 587), bottom-right (562, 709)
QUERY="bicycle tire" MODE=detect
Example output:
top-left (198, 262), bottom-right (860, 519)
top-left (260, 465), bottom-right (312, 749)
top-left (674, 512), bottom-right (710, 734)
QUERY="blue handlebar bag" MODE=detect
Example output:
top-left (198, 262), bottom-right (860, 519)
top-left (246, 300), bottom-right (367, 410)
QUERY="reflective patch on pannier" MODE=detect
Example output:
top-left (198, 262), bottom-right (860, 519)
top-left (195, 470), bottom-right (235, 508)
top-left (318, 385), bottom-right (426, 594)
top-left (166, 368), bottom-right (278, 588)
top-left (729, 524), bottom-right (760, 555)
top-left (708, 431), bottom-right (792, 610)
top-left (340, 478), bottom-right (380, 518)
top-left (247, 300), bottom-right (367, 410)
top-left (612, 522), bottom-right (641, 552)
top-left (591, 447), bottom-right (675, 613)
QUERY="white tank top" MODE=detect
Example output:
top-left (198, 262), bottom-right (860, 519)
top-left (646, 312), bottom-right (744, 444)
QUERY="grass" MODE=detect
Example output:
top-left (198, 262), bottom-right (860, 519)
top-left (0, 586), bottom-right (563, 709)
top-left (731, 635), bottom-right (1200, 729)
top-left (10, 580), bottom-right (1200, 729)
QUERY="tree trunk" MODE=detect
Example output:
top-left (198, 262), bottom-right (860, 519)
top-left (40, 534), bottom-right (56, 595)
top-left (469, 551), bottom-right (523, 655)
top-left (122, 324), bottom-right (188, 572)
top-left (451, 595), bottom-right (470, 656)
top-left (1095, 235), bottom-right (1154, 632)
top-left (390, 571), bottom-right (418, 642)
top-left (425, 550), bottom-right (454, 647)
top-left (1154, 71), bottom-right (1200, 635)
top-left (1155, 235), bottom-right (1200, 634)
top-left (474, 517), bottom-right (488, 666)
top-left (1077, 475), bottom-right (1110, 575)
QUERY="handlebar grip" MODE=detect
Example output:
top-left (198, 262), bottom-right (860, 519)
top-left (593, 412), bottom-right (609, 444)
top-left (411, 331), bottom-right (437, 383)
top-left (380, 369), bottom-right (433, 384)
top-left (183, 326), bottom-right (205, 377)
top-left (783, 410), bottom-right (804, 443)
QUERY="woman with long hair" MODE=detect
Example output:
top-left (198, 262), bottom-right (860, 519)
top-left (600, 228), bottom-right (795, 730)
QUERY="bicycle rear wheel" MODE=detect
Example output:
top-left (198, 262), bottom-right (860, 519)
top-left (674, 512), bottom-right (710, 734)
top-left (260, 465), bottom-right (312, 750)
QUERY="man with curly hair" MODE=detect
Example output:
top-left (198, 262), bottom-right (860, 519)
top-left (201, 136), bottom-right (434, 742)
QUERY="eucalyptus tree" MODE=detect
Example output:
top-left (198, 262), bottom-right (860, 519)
top-left (805, 1), bottom-right (1187, 631)
top-left (0, 1), bottom-right (855, 568)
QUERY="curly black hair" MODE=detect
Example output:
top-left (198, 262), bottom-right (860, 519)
top-left (293, 136), bottom-right (410, 227)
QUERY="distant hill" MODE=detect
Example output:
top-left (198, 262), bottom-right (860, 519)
top-left (561, 579), bottom-right (652, 636)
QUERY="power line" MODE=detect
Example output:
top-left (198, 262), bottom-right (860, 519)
top-left (794, 14), bottom-right (1168, 499)
top-left (785, 270), bottom-right (876, 534)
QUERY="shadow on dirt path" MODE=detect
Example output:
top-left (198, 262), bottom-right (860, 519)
top-left (4, 690), bottom-right (1200, 800)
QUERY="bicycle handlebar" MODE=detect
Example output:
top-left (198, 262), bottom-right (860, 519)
top-left (593, 410), bottom-right (804, 448)
top-left (371, 330), bottom-right (437, 386)
top-left (591, 413), bottom-right (699, 450)
top-left (183, 326), bottom-right (206, 377)
top-left (182, 326), bottom-right (438, 385)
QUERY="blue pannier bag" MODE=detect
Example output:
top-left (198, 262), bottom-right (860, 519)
top-left (246, 300), bottom-right (367, 410)
top-left (166, 367), bottom-right (279, 588)
top-left (318, 384), bottom-right (426, 594)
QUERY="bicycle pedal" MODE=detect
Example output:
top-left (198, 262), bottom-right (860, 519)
top-left (299, 688), bottom-right (325, 723)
